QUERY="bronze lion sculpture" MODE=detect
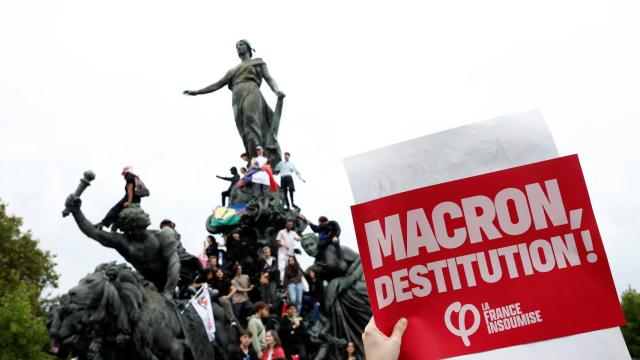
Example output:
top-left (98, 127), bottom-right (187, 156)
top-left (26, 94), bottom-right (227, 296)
top-left (49, 262), bottom-right (187, 360)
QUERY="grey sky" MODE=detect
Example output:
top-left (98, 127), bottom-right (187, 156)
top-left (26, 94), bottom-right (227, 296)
top-left (1, 1), bottom-right (638, 298)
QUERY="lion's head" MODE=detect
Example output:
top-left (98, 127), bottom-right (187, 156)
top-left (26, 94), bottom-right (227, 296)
top-left (50, 262), bottom-right (150, 357)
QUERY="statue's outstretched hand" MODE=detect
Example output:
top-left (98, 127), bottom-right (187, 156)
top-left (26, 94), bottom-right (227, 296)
top-left (65, 194), bottom-right (82, 213)
top-left (275, 90), bottom-right (286, 98)
top-left (183, 90), bottom-right (198, 96)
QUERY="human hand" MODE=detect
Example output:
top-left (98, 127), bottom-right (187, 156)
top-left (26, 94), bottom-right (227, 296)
top-left (332, 236), bottom-right (338, 243)
top-left (275, 90), bottom-right (286, 98)
top-left (123, 202), bottom-right (130, 208)
top-left (362, 317), bottom-right (408, 360)
top-left (259, 273), bottom-right (269, 284)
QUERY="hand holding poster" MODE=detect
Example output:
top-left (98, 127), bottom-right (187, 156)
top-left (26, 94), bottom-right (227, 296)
top-left (350, 155), bottom-right (625, 359)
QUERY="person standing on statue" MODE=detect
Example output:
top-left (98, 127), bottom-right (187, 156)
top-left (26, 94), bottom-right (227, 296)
top-left (217, 166), bottom-right (240, 206)
top-left (274, 152), bottom-right (305, 210)
top-left (95, 166), bottom-right (143, 231)
top-left (249, 146), bottom-right (273, 196)
top-left (183, 39), bottom-right (286, 167)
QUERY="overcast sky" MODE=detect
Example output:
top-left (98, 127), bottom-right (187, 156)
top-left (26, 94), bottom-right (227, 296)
top-left (1, 1), bottom-right (638, 297)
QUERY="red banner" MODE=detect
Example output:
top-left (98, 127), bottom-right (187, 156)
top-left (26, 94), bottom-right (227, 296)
top-left (350, 155), bottom-right (625, 359)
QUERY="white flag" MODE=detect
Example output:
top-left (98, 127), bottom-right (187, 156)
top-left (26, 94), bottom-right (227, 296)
top-left (189, 286), bottom-right (216, 342)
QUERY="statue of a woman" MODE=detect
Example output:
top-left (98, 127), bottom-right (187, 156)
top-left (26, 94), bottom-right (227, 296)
top-left (184, 40), bottom-right (285, 166)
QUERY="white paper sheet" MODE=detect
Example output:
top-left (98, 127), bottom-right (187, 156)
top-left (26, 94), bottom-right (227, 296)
top-left (343, 110), bottom-right (629, 359)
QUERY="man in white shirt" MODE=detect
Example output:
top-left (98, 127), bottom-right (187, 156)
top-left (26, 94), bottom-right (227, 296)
top-left (275, 152), bottom-right (305, 210)
top-left (275, 219), bottom-right (301, 282)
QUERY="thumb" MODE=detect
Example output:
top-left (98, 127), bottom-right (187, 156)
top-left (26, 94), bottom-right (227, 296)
top-left (390, 317), bottom-right (408, 342)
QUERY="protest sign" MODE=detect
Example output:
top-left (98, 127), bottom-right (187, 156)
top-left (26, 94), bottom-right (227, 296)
top-left (344, 111), bottom-right (629, 359)
top-left (351, 154), bottom-right (624, 359)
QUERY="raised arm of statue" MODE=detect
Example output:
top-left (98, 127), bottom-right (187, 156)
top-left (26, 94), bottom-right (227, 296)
top-left (183, 68), bottom-right (234, 96)
top-left (159, 230), bottom-right (181, 298)
top-left (65, 194), bottom-right (127, 251)
top-left (261, 63), bottom-right (285, 98)
top-left (164, 252), bottom-right (180, 298)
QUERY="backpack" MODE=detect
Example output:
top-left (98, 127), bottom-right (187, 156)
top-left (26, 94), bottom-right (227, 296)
top-left (134, 176), bottom-right (150, 197)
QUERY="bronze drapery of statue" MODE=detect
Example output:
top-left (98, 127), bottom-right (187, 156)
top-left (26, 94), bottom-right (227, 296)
top-left (184, 39), bottom-right (285, 167)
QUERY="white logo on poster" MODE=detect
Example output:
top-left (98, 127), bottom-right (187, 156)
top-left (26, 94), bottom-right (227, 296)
top-left (445, 301), bottom-right (480, 347)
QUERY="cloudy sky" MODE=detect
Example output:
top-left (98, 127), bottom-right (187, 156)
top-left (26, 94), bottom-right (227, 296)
top-left (1, 1), bottom-right (638, 297)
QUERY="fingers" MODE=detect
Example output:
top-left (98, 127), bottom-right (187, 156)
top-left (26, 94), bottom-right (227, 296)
top-left (390, 317), bottom-right (408, 342)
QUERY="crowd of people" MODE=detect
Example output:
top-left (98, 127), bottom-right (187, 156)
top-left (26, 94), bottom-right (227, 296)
top-left (99, 161), bottom-right (392, 359)
top-left (192, 214), bottom-right (356, 360)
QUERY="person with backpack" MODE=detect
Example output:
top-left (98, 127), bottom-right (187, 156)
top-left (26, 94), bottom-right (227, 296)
top-left (95, 166), bottom-right (149, 231)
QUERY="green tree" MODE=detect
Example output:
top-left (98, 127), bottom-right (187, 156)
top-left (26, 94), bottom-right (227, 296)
top-left (0, 200), bottom-right (58, 359)
top-left (621, 287), bottom-right (640, 358)
top-left (0, 283), bottom-right (53, 360)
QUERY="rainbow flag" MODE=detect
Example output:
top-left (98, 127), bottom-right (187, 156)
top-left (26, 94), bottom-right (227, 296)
top-left (210, 203), bottom-right (247, 227)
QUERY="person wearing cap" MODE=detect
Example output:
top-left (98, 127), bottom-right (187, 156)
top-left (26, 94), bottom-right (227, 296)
top-left (217, 166), bottom-right (240, 206)
top-left (95, 166), bottom-right (142, 230)
top-left (250, 146), bottom-right (271, 196)
top-left (247, 301), bottom-right (271, 357)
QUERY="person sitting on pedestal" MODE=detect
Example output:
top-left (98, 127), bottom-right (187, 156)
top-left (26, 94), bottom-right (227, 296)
top-left (299, 215), bottom-right (343, 261)
top-left (95, 166), bottom-right (145, 231)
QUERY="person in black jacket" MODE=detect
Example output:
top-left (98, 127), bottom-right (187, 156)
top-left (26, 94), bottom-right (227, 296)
top-left (279, 303), bottom-right (307, 360)
top-left (303, 269), bottom-right (324, 324)
top-left (299, 215), bottom-right (343, 261)
top-left (217, 167), bottom-right (240, 206)
top-left (257, 246), bottom-right (279, 304)
top-left (95, 166), bottom-right (141, 230)
top-left (230, 330), bottom-right (259, 360)
top-left (205, 235), bottom-right (219, 259)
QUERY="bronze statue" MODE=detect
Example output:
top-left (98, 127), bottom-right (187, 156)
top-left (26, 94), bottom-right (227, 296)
top-left (49, 263), bottom-right (186, 359)
top-left (301, 234), bottom-right (372, 358)
top-left (184, 39), bottom-right (285, 167)
top-left (64, 195), bottom-right (181, 300)
top-left (49, 262), bottom-right (225, 360)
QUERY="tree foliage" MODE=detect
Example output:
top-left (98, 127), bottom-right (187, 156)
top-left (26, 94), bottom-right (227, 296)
top-left (621, 287), bottom-right (640, 358)
top-left (0, 283), bottom-right (53, 360)
top-left (0, 200), bottom-right (58, 359)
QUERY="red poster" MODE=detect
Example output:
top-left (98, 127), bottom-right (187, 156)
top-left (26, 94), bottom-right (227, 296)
top-left (350, 155), bottom-right (625, 359)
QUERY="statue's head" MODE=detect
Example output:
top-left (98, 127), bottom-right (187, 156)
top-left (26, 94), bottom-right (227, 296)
top-left (116, 204), bottom-right (151, 234)
top-left (236, 39), bottom-right (254, 58)
top-left (301, 233), bottom-right (319, 257)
